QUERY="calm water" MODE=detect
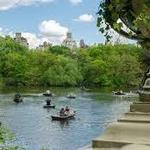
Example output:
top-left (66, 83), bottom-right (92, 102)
top-left (0, 88), bottom-right (138, 150)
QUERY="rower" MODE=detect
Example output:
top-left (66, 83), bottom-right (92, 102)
top-left (65, 106), bottom-right (70, 112)
top-left (64, 106), bottom-right (70, 116)
top-left (59, 108), bottom-right (65, 116)
top-left (46, 90), bottom-right (50, 94)
top-left (46, 97), bottom-right (51, 106)
top-left (15, 93), bottom-right (21, 98)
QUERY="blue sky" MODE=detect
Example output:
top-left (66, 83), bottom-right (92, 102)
top-left (0, 0), bottom-right (106, 47)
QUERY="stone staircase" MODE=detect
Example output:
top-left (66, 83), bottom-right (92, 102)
top-left (92, 102), bottom-right (150, 150)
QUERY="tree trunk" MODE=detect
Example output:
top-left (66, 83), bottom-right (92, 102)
top-left (140, 41), bottom-right (150, 67)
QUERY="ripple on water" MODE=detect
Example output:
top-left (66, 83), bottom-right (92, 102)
top-left (0, 91), bottom-right (137, 150)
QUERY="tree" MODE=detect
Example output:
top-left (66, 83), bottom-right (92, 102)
top-left (97, 0), bottom-right (150, 66)
top-left (48, 45), bottom-right (70, 56)
top-left (0, 36), bottom-right (28, 53)
top-left (0, 52), bottom-right (28, 86)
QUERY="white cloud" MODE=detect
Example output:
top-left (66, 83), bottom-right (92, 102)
top-left (0, 0), bottom-right (83, 11)
top-left (16, 32), bottom-right (54, 49)
top-left (11, 20), bottom-right (69, 48)
top-left (0, 27), bottom-right (55, 48)
top-left (39, 20), bottom-right (69, 42)
top-left (22, 32), bottom-right (44, 48)
top-left (22, 29), bottom-right (68, 49)
top-left (0, 0), bottom-right (54, 10)
top-left (0, 19), bottom-right (69, 48)
top-left (75, 14), bottom-right (94, 22)
top-left (69, 0), bottom-right (82, 5)
top-left (0, 29), bottom-right (42, 48)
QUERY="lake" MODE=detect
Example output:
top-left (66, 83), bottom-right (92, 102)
top-left (0, 87), bottom-right (138, 150)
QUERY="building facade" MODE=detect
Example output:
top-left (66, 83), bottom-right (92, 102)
top-left (62, 32), bottom-right (77, 50)
top-left (80, 39), bottom-right (88, 48)
top-left (37, 41), bottom-right (52, 50)
top-left (14, 33), bottom-right (29, 47)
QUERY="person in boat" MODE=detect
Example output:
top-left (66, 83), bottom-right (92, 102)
top-left (46, 97), bottom-right (51, 106)
top-left (15, 93), bottom-right (21, 98)
top-left (65, 106), bottom-right (70, 112)
top-left (64, 106), bottom-right (70, 115)
top-left (114, 90), bottom-right (123, 95)
top-left (59, 108), bottom-right (66, 116)
top-left (46, 90), bottom-right (50, 94)
top-left (43, 90), bottom-right (54, 97)
top-left (120, 90), bottom-right (123, 94)
top-left (14, 93), bottom-right (23, 103)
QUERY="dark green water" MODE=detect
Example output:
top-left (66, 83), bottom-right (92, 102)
top-left (0, 87), bottom-right (138, 150)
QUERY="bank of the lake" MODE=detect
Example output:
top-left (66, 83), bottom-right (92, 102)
top-left (0, 88), bottom-right (138, 150)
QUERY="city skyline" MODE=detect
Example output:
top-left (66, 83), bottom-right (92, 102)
top-left (0, 0), bottom-right (105, 48)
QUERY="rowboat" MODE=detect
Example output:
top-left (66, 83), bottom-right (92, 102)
top-left (51, 112), bottom-right (75, 121)
top-left (113, 91), bottom-right (126, 96)
top-left (14, 97), bottom-right (23, 103)
top-left (66, 94), bottom-right (76, 99)
top-left (43, 105), bottom-right (55, 109)
top-left (43, 93), bottom-right (53, 97)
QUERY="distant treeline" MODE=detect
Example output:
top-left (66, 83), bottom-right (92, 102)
top-left (0, 36), bottom-right (144, 88)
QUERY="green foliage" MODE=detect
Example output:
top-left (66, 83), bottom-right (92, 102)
top-left (40, 55), bottom-right (82, 86)
top-left (0, 125), bottom-right (25, 150)
top-left (0, 36), bottom-right (143, 88)
top-left (134, 3), bottom-right (150, 40)
top-left (97, 0), bottom-right (150, 42)
top-left (1, 146), bottom-right (25, 150)
top-left (0, 127), bottom-right (14, 143)
top-left (48, 45), bottom-right (70, 56)
top-left (78, 44), bottom-right (142, 87)
top-left (0, 36), bottom-right (28, 53)
top-left (0, 52), bottom-right (28, 86)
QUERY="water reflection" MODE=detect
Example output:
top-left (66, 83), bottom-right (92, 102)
top-left (51, 119), bottom-right (74, 130)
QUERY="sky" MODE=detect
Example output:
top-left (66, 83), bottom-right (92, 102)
top-left (0, 0), bottom-right (134, 48)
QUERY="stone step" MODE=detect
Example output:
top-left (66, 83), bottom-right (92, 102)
top-left (118, 119), bottom-right (150, 123)
top-left (126, 112), bottom-right (150, 115)
top-left (130, 102), bottom-right (150, 113)
top-left (79, 145), bottom-right (120, 150)
top-left (133, 102), bottom-right (150, 104)
top-left (118, 112), bottom-right (150, 123)
top-left (82, 145), bottom-right (150, 150)
top-left (120, 144), bottom-right (150, 150)
top-left (81, 148), bottom-right (119, 150)
top-left (93, 122), bottom-right (150, 148)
